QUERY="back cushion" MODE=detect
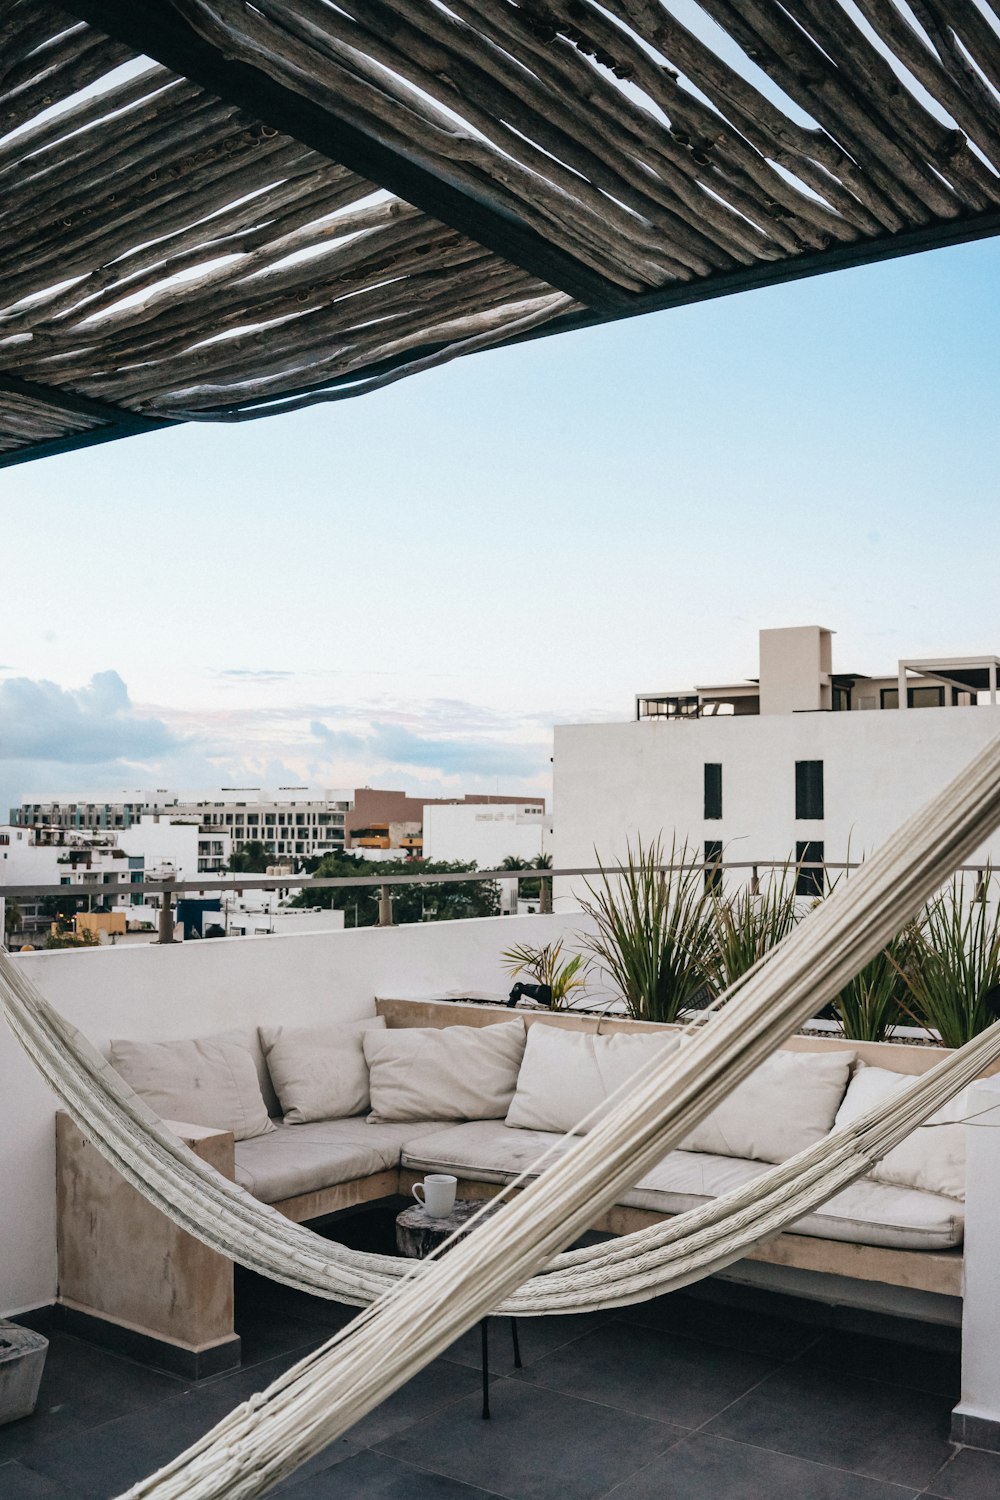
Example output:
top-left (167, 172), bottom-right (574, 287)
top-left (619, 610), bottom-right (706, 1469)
top-left (506, 1024), bottom-right (680, 1133)
top-left (109, 1031), bottom-right (275, 1140)
top-left (833, 1063), bottom-right (968, 1201)
top-left (259, 1016), bottom-right (385, 1124)
top-left (680, 1047), bottom-right (855, 1164)
top-left (365, 1021), bottom-right (526, 1123)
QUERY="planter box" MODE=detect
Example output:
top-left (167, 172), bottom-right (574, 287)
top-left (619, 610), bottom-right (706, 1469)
top-left (0, 1322), bottom-right (48, 1425)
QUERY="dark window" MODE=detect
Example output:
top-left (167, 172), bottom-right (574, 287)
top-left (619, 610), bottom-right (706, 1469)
top-left (796, 840), bottom-right (824, 897)
top-left (909, 685), bottom-right (945, 709)
top-left (795, 760), bottom-right (824, 820)
top-left (704, 839), bottom-right (723, 893)
top-left (880, 687), bottom-right (899, 710)
top-left (832, 685), bottom-right (850, 711)
top-left (704, 763), bottom-right (722, 820)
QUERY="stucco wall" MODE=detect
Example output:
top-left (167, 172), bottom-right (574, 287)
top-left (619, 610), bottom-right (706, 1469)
top-left (554, 705), bottom-right (1000, 896)
top-left (1, 912), bottom-right (591, 1316)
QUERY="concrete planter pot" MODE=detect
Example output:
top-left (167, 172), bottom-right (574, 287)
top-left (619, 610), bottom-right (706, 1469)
top-left (0, 1322), bottom-right (49, 1425)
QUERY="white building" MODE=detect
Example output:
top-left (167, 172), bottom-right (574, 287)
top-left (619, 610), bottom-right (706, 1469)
top-left (555, 626), bottom-right (1000, 901)
top-left (423, 802), bottom-right (550, 916)
top-left (421, 801), bottom-right (548, 867)
top-left (11, 787), bottom-right (351, 865)
top-left (0, 817), bottom-right (220, 935)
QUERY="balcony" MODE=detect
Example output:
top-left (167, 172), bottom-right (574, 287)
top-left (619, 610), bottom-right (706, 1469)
top-left (3, 884), bottom-right (1000, 1497)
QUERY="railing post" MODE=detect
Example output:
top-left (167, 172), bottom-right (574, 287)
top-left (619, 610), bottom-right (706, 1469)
top-left (157, 881), bottom-right (175, 945)
top-left (750, 865), bottom-right (759, 895)
top-left (378, 884), bottom-right (394, 927)
top-left (538, 873), bottom-right (552, 915)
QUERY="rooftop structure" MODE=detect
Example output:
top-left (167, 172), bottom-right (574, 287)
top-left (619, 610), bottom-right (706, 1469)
top-left (637, 626), bottom-right (1000, 720)
top-left (3, 5), bottom-right (1000, 466)
top-left (558, 626), bottom-right (1000, 901)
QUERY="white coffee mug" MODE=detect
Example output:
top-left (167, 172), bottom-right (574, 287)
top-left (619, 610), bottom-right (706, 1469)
top-left (412, 1173), bottom-right (457, 1218)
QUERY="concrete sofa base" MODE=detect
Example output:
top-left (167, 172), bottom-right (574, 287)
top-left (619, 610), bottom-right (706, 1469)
top-left (55, 1107), bottom-right (965, 1382)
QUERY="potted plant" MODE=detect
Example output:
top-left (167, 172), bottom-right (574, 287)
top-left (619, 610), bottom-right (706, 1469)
top-left (0, 1322), bottom-right (48, 1426)
top-left (501, 938), bottom-right (590, 1010)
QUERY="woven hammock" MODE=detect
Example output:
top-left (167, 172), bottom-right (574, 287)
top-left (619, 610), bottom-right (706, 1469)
top-left (4, 732), bottom-right (1000, 1498)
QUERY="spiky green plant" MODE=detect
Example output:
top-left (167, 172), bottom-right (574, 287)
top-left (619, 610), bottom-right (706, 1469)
top-left (580, 837), bottom-right (714, 1023)
top-left (899, 874), bottom-right (1000, 1048)
top-left (832, 924), bottom-right (920, 1043)
top-left (500, 939), bottom-right (590, 1010)
top-left (703, 867), bottom-right (799, 996)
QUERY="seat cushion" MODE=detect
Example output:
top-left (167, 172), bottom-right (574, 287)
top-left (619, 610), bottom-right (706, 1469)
top-left (626, 1150), bottom-right (964, 1252)
top-left (235, 1118), bottom-right (447, 1202)
top-left (506, 1023), bottom-right (680, 1134)
top-left (678, 1046), bottom-right (855, 1164)
top-left (365, 1020), bottom-right (526, 1122)
top-left (259, 1016), bottom-right (385, 1124)
top-left (402, 1124), bottom-right (963, 1252)
top-left (833, 1064), bottom-right (968, 1201)
top-left (110, 1030), bottom-right (275, 1141)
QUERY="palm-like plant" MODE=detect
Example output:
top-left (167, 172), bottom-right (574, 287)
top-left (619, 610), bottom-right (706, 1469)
top-left (580, 836), bottom-right (714, 1023)
top-left (703, 867), bottom-right (799, 996)
top-left (501, 939), bottom-right (589, 1009)
top-left (898, 874), bottom-right (1000, 1048)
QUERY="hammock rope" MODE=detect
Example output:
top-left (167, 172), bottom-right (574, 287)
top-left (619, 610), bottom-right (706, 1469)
top-left (4, 733), bottom-right (1000, 1497)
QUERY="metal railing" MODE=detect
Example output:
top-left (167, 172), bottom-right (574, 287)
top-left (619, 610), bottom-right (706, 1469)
top-left (3, 857), bottom-right (997, 943)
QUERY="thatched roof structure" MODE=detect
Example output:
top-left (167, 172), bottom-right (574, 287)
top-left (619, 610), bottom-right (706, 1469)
top-left (2, 1), bottom-right (999, 466)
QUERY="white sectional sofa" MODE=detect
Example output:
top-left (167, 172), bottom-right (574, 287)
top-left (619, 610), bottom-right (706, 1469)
top-left (54, 998), bottom-right (980, 1376)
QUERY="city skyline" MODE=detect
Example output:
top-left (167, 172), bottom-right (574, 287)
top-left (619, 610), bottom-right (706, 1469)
top-left (1, 234), bottom-right (997, 815)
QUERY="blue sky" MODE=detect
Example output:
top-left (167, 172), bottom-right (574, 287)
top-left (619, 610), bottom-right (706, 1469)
top-left (1, 235), bottom-right (997, 814)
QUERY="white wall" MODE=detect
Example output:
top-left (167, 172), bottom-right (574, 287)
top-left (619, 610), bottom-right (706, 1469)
top-left (554, 706), bottom-right (1000, 899)
top-left (117, 816), bottom-right (202, 878)
top-left (0, 912), bottom-right (591, 1316)
top-left (423, 803), bottom-right (547, 866)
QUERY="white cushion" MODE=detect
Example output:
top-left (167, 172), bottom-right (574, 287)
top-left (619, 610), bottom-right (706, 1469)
top-left (259, 1016), bottom-right (385, 1124)
top-left (627, 1149), bottom-right (964, 1252)
top-left (235, 1117), bottom-right (446, 1202)
top-left (506, 1023), bottom-right (680, 1133)
top-left (402, 1123), bottom-right (963, 1251)
top-left (834, 1063), bottom-right (968, 1201)
top-left (109, 1031), bottom-right (275, 1141)
top-left (365, 1021), bottom-right (526, 1123)
top-left (679, 1047), bottom-right (855, 1164)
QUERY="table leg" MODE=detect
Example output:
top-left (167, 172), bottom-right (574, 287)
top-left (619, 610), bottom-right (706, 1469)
top-left (511, 1318), bottom-right (522, 1369)
top-left (480, 1319), bottom-right (490, 1419)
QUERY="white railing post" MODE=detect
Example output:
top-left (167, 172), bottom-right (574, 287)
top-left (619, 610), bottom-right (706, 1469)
top-left (953, 1074), bottom-right (1000, 1450)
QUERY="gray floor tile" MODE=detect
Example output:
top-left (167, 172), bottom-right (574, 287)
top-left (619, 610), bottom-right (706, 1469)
top-left (345, 1358), bottom-right (488, 1447)
top-left (0, 1334), bottom-right (183, 1461)
top-left (279, 1448), bottom-right (503, 1496)
top-left (705, 1363), bottom-right (954, 1488)
top-left (617, 1292), bottom-right (820, 1360)
top-left (445, 1313), bottom-right (610, 1372)
top-left (375, 1380), bottom-right (684, 1500)
top-left (513, 1319), bottom-right (777, 1426)
top-left (929, 1444), bottom-right (1000, 1498)
top-left (0, 1461), bottom-right (79, 1499)
top-left (599, 1432), bottom-right (922, 1498)
top-left (795, 1330), bottom-right (961, 1398)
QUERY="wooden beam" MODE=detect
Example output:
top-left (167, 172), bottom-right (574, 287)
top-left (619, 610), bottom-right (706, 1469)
top-left (0, 372), bottom-right (171, 429)
top-left (60, 1), bottom-right (630, 314)
top-left (159, 202), bottom-right (1000, 421)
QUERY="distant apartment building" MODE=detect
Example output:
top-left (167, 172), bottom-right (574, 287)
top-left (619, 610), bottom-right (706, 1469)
top-left (555, 625), bottom-right (1000, 900)
top-left (345, 789), bottom-right (546, 858)
top-left (12, 788), bottom-right (350, 865)
top-left (0, 817), bottom-right (217, 932)
top-left (422, 801), bottom-right (548, 867)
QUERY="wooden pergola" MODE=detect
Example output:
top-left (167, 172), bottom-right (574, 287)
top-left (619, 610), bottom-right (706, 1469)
top-left (2, 1), bottom-right (999, 467)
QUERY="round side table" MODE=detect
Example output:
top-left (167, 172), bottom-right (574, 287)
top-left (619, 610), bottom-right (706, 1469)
top-left (396, 1199), bottom-right (521, 1419)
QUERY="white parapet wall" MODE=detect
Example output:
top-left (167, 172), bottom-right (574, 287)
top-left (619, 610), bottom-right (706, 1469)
top-left (0, 912), bottom-right (596, 1317)
top-left (952, 1075), bottom-right (1000, 1449)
